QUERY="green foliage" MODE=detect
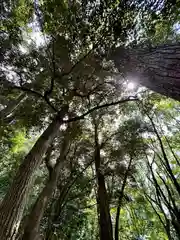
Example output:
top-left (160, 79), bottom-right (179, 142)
top-left (0, 127), bottom-right (27, 198)
top-left (0, 0), bottom-right (180, 239)
top-left (10, 129), bottom-right (26, 153)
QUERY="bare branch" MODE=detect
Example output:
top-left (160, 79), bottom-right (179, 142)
top-left (63, 96), bottom-right (138, 123)
top-left (44, 38), bottom-right (56, 99)
top-left (11, 85), bottom-right (58, 112)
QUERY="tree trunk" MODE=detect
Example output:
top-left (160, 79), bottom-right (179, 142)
top-left (94, 124), bottom-right (113, 240)
top-left (111, 43), bottom-right (180, 101)
top-left (45, 184), bottom-right (69, 240)
top-left (45, 181), bottom-right (72, 240)
top-left (115, 200), bottom-right (121, 240)
top-left (45, 160), bottom-right (94, 240)
top-left (0, 105), bottom-right (68, 240)
top-left (114, 157), bottom-right (133, 240)
top-left (171, 218), bottom-right (180, 239)
top-left (22, 129), bottom-right (71, 240)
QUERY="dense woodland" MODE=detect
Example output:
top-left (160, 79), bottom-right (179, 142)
top-left (1, 0), bottom-right (180, 239)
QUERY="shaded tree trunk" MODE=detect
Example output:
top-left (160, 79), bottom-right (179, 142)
top-left (94, 123), bottom-right (113, 240)
top-left (0, 105), bottom-right (68, 240)
top-left (115, 199), bottom-right (121, 240)
top-left (22, 128), bottom-right (71, 240)
top-left (115, 157), bottom-right (133, 240)
top-left (45, 159), bottom-right (94, 240)
top-left (45, 181), bottom-right (72, 240)
top-left (111, 43), bottom-right (180, 101)
top-left (171, 217), bottom-right (180, 239)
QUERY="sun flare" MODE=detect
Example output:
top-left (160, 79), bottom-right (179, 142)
top-left (127, 82), bottom-right (136, 90)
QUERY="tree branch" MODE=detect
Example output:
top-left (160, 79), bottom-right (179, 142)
top-left (12, 85), bottom-right (58, 112)
top-left (44, 38), bottom-right (56, 99)
top-left (63, 96), bottom-right (138, 123)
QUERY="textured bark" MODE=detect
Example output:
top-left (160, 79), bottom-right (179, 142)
top-left (0, 105), bottom-right (68, 240)
top-left (22, 129), bottom-right (70, 240)
top-left (94, 124), bottom-right (113, 240)
top-left (111, 43), bottom-right (180, 101)
top-left (0, 93), bottom-right (26, 120)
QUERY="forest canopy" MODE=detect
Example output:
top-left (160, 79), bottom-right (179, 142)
top-left (0, 0), bottom-right (180, 240)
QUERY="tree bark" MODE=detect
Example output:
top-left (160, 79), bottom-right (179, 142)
top-left (111, 43), bottom-right (180, 101)
top-left (22, 128), bottom-right (71, 240)
top-left (94, 124), bottom-right (113, 240)
top-left (0, 105), bottom-right (68, 240)
top-left (114, 157), bottom-right (132, 240)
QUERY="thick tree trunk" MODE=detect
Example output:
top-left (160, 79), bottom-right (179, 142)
top-left (0, 105), bottom-right (68, 240)
top-left (94, 124), bottom-right (113, 240)
top-left (22, 129), bottom-right (71, 240)
top-left (111, 43), bottom-right (180, 101)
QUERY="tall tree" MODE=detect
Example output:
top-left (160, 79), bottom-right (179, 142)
top-left (1, 0), bottom-right (180, 239)
top-left (22, 125), bottom-right (72, 240)
top-left (0, 105), bottom-right (68, 240)
top-left (93, 118), bottom-right (113, 240)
